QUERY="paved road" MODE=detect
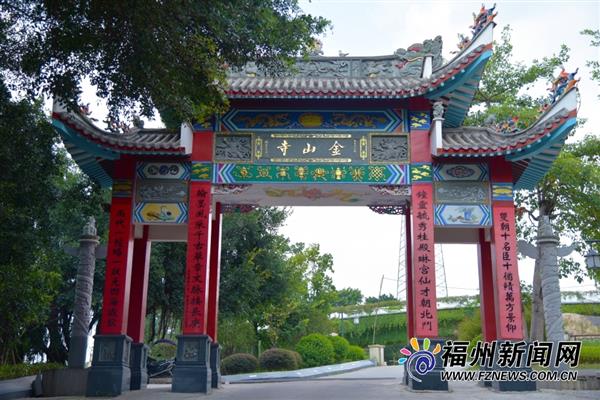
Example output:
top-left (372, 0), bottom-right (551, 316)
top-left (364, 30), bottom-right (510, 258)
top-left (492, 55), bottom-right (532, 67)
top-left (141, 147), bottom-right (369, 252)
top-left (20, 366), bottom-right (600, 400)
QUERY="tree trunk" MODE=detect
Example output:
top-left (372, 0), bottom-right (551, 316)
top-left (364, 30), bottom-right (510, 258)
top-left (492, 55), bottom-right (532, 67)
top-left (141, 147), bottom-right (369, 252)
top-left (149, 311), bottom-right (156, 343)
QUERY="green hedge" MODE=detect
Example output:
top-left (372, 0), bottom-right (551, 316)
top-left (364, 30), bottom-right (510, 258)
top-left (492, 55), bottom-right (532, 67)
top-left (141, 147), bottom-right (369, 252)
top-left (336, 303), bottom-right (600, 349)
top-left (346, 345), bottom-right (367, 361)
top-left (259, 348), bottom-right (298, 371)
top-left (327, 336), bottom-right (350, 363)
top-left (0, 363), bottom-right (64, 381)
top-left (149, 341), bottom-right (176, 360)
top-left (296, 333), bottom-right (335, 367)
top-left (580, 341), bottom-right (600, 364)
top-left (221, 353), bottom-right (259, 375)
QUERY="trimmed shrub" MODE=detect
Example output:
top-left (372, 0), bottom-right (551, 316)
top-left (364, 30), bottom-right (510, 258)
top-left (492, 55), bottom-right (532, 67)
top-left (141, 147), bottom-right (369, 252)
top-left (580, 341), bottom-right (600, 364)
top-left (296, 333), bottom-right (335, 367)
top-left (259, 348), bottom-right (298, 371)
top-left (221, 353), bottom-right (258, 375)
top-left (149, 340), bottom-right (177, 360)
top-left (290, 350), bottom-right (303, 368)
top-left (346, 345), bottom-right (367, 361)
top-left (328, 335), bottom-right (351, 363)
top-left (0, 363), bottom-right (64, 381)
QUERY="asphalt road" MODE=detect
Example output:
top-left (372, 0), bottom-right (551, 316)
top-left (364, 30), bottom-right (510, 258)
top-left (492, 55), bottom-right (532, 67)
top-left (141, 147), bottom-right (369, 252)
top-left (19, 366), bottom-right (600, 400)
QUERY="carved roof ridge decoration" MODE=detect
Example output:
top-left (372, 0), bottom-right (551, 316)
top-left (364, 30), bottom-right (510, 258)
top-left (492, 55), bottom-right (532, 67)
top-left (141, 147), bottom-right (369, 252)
top-left (442, 109), bottom-right (571, 151)
top-left (439, 87), bottom-right (578, 157)
top-left (52, 107), bottom-right (184, 155)
top-left (226, 21), bottom-right (496, 101)
top-left (226, 44), bottom-right (490, 99)
top-left (229, 35), bottom-right (443, 80)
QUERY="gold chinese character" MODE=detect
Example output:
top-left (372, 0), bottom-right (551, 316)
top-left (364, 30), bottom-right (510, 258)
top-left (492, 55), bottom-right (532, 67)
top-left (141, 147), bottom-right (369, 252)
top-left (302, 142), bottom-right (316, 154)
top-left (329, 140), bottom-right (344, 156)
top-left (277, 140), bottom-right (291, 156)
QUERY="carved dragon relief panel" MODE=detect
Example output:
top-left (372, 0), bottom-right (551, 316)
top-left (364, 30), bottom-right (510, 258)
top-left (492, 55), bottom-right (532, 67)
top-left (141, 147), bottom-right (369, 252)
top-left (370, 135), bottom-right (409, 163)
top-left (214, 134), bottom-right (253, 162)
top-left (229, 36), bottom-right (443, 79)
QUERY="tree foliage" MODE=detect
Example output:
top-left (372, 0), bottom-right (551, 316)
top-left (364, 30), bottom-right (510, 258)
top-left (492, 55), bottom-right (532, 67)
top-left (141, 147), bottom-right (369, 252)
top-left (219, 208), bottom-right (337, 351)
top-left (145, 242), bottom-right (186, 342)
top-left (333, 287), bottom-right (363, 307)
top-left (0, 79), bottom-right (110, 363)
top-left (581, 29), bottom-right (600, 90)
top-left (0, 0), bottom-right (328, 121)
top-left (466, 26), bottom-right (569, 128)
top-left (517, 135), bottom-right (600, 282)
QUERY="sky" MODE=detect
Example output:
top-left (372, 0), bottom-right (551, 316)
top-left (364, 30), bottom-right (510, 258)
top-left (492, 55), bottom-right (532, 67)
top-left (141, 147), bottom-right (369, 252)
top-left (74, 1), bottom-right (600, 300)
top-left (275, 0), bottom-right (600, 299)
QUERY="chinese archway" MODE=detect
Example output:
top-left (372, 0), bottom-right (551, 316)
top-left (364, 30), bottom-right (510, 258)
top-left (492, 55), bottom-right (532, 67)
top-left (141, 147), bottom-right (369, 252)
top-left (52, 9), bottom-right (579, 396)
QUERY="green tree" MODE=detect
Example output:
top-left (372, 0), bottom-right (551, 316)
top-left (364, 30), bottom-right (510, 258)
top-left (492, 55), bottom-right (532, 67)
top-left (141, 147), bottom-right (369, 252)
top-left (365, 293), bottom-right (395, 304)
top-left (333, 288), bottom-right (363, 307)
top-left (145, 242), bottom-right (186, 343)
top-left (581, 29), bottom-right (600, 91)
top-left (25, 164), bottom-right (108, 364)
top-left (0, 81), bottom-right (62, 363)
top-left (1, 1), bottom-right (328, 121)
top-left (466, 26), bottom-right (569, 128)
top-left (468, 26), bottom-right (600, 341)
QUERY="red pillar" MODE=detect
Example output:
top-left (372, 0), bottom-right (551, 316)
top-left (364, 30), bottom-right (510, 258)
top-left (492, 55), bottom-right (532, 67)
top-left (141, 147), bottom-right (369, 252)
top-left (127, 226), bottom-right (151, 343)
top-left (207, 203), bottom-right (222, 342)
top-left (489, 158), bottom-right (524, 340)
top-left (409, 127), bottom-right (438, 339)
top-left (405, 208), bottom-right (415, 339)
top-left (182, 132), bottom-right (214, 335)
top-left (99, 158), bottom-right (135, 335)
top-left (478, 228), bottom-right (497, 342)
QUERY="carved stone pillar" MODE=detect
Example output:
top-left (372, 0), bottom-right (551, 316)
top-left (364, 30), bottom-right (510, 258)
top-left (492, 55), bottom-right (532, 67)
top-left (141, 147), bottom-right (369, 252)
top-left (68, 217), bottom-right (99, 369)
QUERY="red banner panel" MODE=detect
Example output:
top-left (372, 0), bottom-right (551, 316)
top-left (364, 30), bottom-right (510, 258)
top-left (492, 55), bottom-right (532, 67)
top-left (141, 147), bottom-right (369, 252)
top-left (412, 184), bottom-right (438, 338)
top-left (182, 182), bottom-right (212, 334)
top-left (100, 197), bottom-right (134, 334)
top-left (492, 205), bottom-right (524, 340)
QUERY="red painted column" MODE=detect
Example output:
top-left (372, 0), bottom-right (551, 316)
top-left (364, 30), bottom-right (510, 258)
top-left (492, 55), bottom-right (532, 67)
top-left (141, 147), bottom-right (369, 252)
top-left (207, 203), bottom-right (222, 342)
top-left (405, 208), bottom-right (415, 339)
top-left (409, 127), bottom-right (438, 339)
top-left (182, 132), bottom-right (214, 335)
top-left (489, 158), bottom-right (524, 340)
top-left (478, 228), bottom-right (497, 342)
top-left (127, 226), bottom-right (151, 343)
top-left (99, 158), bottom-right (136, 335)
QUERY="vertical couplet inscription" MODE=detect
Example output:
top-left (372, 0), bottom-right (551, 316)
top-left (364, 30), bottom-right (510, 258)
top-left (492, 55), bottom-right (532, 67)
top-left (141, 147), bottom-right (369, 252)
top-left (100, 197), bottom-right (133, 334)
top-left (492, 205), bottom-right (523, 339)
top-left (183, 182), bottom-right (211, 334)
top-left (412, 184), bottom-right (438, 337)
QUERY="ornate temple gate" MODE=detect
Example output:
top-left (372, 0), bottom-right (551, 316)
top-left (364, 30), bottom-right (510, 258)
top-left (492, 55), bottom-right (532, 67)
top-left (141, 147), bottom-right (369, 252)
top-left (52, 8), bottom-right (580, 396)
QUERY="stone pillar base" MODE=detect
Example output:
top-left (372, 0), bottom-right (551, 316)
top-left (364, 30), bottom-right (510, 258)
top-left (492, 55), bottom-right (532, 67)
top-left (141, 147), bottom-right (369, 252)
top-left (491, 340), bottom-right (537, 392)
top-left (478, 364), bottom-right (492, 388)
top-left (172, 335), bottom-right (212, 393)
top-left (368, 344), bottom-right (385, 366)
top-left (405, 338), bottom-right (448, 391)
top-left (86, 335), bottom-right (132, 397)
top-left (67, 335), bottom-right (89, 369)
top-left (130, 343), bottom-right (149, 390)
top-left (42, 368), bottom-right (88, 396)
top-left (210, 342), bottom-right (221, 389)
